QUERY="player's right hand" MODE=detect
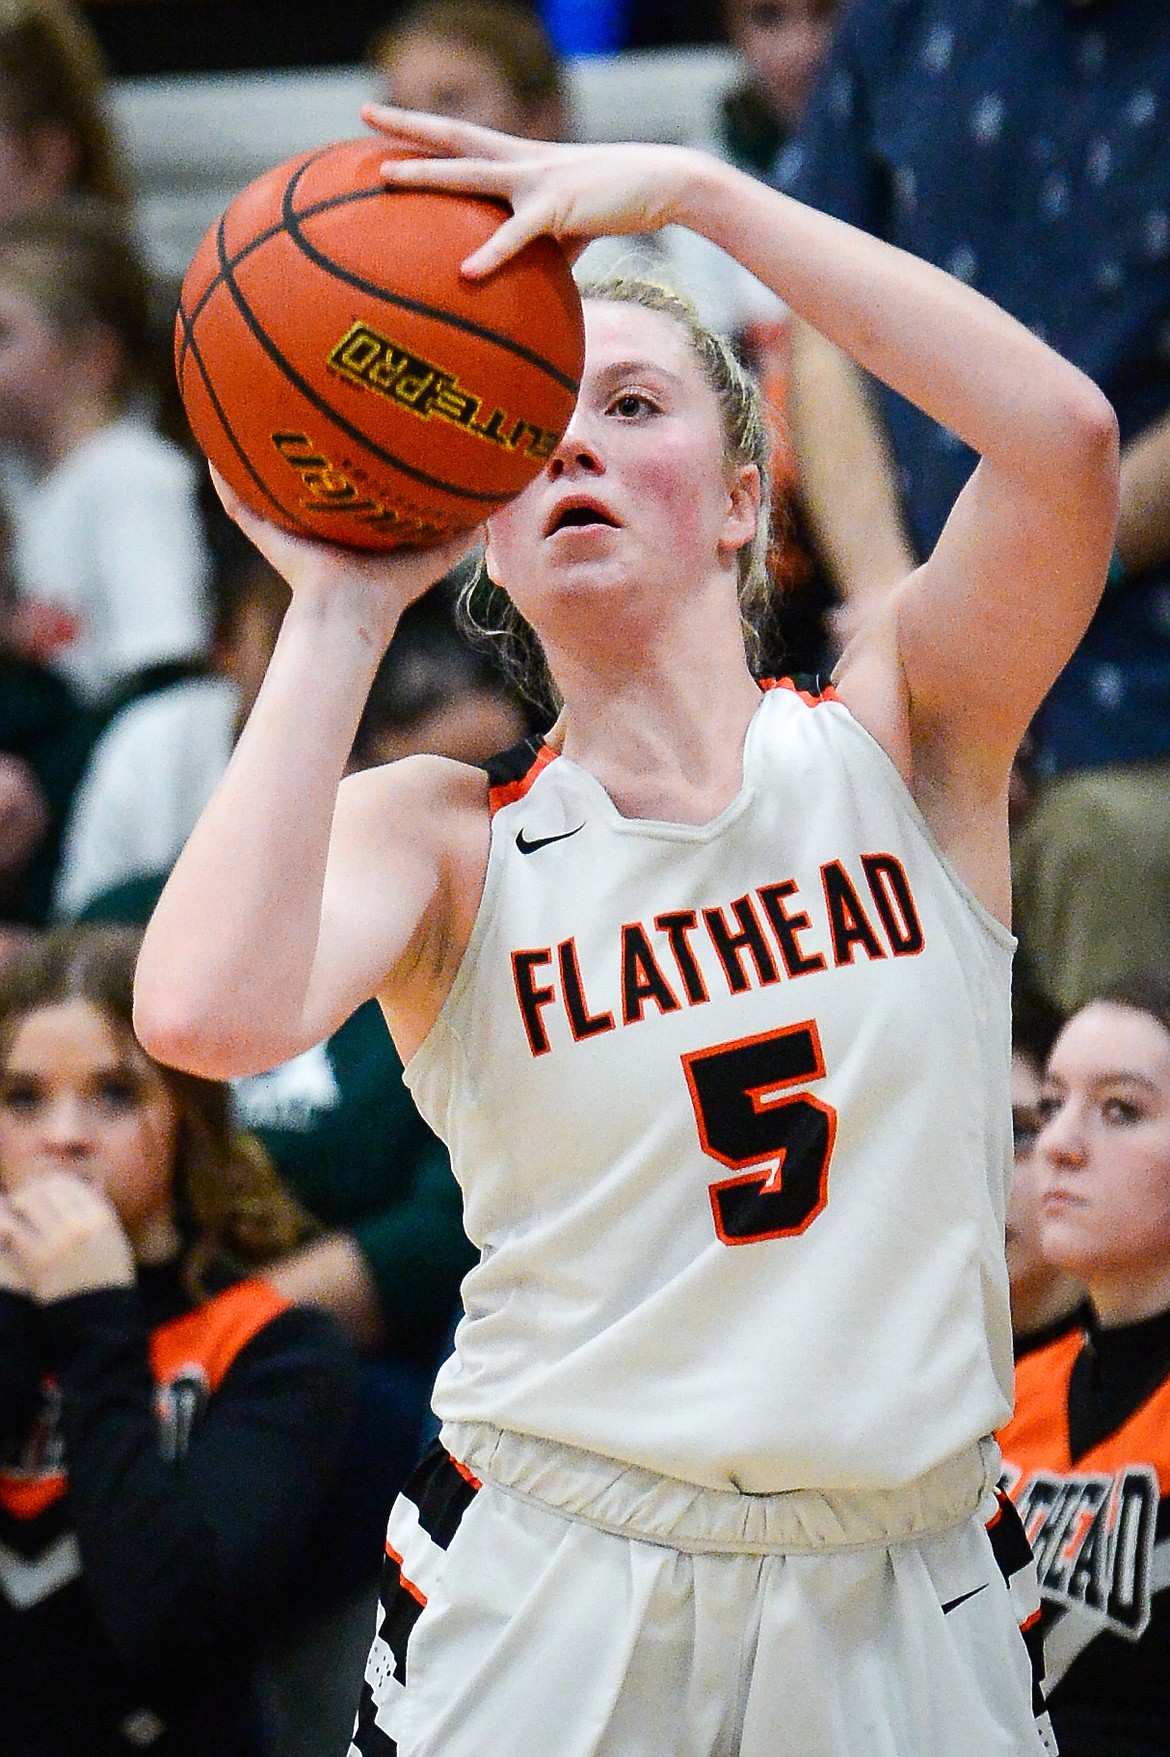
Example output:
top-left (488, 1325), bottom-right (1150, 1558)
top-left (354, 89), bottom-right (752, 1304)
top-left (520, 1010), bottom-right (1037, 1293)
top-left (210, 466), bottom-right (482, 647)
top-left (0, 1171), bottom-right (135, 1304)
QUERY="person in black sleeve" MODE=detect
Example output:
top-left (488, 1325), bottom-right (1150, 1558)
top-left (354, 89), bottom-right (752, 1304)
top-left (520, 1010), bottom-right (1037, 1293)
top-left (0, 924), bottom-right (357, 1757)
top-left (1000, 980), bottom-right (1170, 1757)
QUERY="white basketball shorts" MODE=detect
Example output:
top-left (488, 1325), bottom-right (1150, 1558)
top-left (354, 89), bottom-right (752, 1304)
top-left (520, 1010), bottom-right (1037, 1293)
top-left (349, 1444), bottom-right (1056, 1757)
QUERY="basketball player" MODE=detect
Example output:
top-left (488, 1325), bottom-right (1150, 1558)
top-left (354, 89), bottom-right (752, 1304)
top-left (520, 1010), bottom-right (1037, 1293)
top-left (134, 113), bottom-right (1119, 1754)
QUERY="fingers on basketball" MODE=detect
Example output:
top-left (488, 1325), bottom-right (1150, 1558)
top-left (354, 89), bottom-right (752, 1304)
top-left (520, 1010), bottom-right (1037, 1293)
top-left (176, 136), bottom-right (584, 553)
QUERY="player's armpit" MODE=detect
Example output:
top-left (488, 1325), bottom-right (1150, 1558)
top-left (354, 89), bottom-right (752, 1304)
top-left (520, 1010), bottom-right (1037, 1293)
top-left (310, 754), bottom-right (492, 1063)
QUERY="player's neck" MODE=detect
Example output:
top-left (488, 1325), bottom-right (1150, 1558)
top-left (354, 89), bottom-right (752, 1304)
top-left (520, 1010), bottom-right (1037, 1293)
top-left (552, 650), bottom-right (763, 828)
top-left (1011, 1270), bottom-right (1084, 1340)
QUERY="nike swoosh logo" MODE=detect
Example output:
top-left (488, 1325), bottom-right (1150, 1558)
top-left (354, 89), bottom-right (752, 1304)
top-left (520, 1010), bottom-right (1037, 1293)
top-left (515, 824), bottom-right (585, 855)
top-left (941, 1584), bottom-right (989, 1615)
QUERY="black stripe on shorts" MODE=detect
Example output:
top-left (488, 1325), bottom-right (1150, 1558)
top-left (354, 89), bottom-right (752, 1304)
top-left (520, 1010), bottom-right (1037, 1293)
top-left (350, 1444), bottom-right (481, 1756)
top-left (988, 1487), bottom-right (1047, 1718)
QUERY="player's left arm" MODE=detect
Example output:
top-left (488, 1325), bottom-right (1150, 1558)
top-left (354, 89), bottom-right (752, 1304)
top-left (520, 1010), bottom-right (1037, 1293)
top-left (365, 117), bottom-right (1120, 864)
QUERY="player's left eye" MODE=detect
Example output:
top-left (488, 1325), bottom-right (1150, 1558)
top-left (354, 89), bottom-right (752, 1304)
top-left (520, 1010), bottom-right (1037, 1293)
top-left (1101, 1096), bottom-right (1142, 1125)
top-left (96, 1077), bottom-right (139, 1110)
top-left (609, 392), bottom-right (657, 418)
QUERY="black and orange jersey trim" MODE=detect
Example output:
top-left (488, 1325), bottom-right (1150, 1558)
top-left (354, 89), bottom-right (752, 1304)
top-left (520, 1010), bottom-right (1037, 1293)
top-left (352, 1443), bottom-right (481, 1755)
top-left (0, 1278), bottom-right (288, 1528)
top-left (483, 736), bottom-right (557, 817)
top-left (759, 674), bottom-right (842, 707)
top-left (985, 1487), bottom-right (1047, 1717)
top-left (481, 678), bottom-right (839, 821)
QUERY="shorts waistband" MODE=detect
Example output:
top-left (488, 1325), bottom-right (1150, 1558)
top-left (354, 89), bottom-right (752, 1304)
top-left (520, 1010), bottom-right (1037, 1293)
top-left (439, 1420), bottom-right (1002, 1556)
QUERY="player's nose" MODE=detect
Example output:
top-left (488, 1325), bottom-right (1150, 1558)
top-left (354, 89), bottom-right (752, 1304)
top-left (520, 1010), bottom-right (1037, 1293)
top-left (546, 410), bottom-right (604, 478)
top-left (39, 1097), bottom-right (96, 1157)
top-left (1035, 1099), bottom-right (1086, 1167)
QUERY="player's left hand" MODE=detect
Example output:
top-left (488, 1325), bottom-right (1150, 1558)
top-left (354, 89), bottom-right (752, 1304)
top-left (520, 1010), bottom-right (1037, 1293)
top-left (364, 105), bottom-right (704, 277)
top-left (0, 1172), bottom-right (136, 1304)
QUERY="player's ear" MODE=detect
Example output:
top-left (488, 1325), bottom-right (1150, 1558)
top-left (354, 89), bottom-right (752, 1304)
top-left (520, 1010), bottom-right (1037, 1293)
top-left (718, 462), bottom-right (761, 562)
top-left (483, 523), bottom-right (502, 589)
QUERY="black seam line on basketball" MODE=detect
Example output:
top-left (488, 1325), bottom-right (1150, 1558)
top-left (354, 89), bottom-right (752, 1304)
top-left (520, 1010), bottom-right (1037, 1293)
top-left (213, 212), bottom-right (502, 506)
top-left (179, 169), bottom-right (581, 400)
top-left (941, 1584), bottom-right (989, 1615)
top-left (176, 144), bottom-right (338, 376)
top-left (177, 216), bottom-right (296, 377)
top-left (280, 156), bottom-right (580, 396)
top-left (515, 824), bottom-right (585, 855)
top-left (177, 300), bottom-right (320, 538)
top-left (178, 149), bottom-right (580, 400)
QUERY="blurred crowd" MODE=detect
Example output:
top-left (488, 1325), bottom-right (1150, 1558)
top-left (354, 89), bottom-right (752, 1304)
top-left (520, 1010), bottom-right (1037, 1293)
top-left (1, 1), bottom-right (1169, 1754)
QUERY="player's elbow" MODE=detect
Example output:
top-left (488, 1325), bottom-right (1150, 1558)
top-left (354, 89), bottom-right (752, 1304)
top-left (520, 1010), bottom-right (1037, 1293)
top-left (1061, 379), bottom-right (1120, 498)
top-left (133, 982), bottom-right (286, 1081)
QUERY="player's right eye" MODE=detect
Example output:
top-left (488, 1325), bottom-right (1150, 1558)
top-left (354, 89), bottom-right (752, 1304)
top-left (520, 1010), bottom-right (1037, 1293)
top-left (1034, 1092), bottom-right (1063, 1126)
top-left (0, 1079), bottom-right (41, 1113)
top-left (1011, 1107), bottom-right (1039, 1153)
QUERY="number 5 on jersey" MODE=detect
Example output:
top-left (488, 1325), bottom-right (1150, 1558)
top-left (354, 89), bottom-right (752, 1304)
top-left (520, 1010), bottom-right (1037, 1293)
top-left (682, 1021), bottom-right (837, 1245)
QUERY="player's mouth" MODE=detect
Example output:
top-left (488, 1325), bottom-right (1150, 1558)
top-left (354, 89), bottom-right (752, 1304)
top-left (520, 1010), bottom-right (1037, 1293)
top-left (544, 498), bottom-right (621, 537)
top-left (1041, 1185), bottom-right (1087, 1214)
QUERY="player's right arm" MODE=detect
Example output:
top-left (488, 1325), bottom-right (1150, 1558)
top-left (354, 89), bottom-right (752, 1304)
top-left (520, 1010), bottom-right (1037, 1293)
top-left (133, 481), bottom-right (484, 1080)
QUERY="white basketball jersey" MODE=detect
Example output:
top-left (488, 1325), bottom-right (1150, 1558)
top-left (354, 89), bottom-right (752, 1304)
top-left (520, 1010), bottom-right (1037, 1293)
top-left (404, 681), bottom-right (1016, 1495)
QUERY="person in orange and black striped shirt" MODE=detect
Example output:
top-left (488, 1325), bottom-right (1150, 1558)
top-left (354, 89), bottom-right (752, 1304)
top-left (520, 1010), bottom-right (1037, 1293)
top-left (1000, 981), bottom-right (1170, 1757)
top-left (0, 926), bottom-right (356, 1757)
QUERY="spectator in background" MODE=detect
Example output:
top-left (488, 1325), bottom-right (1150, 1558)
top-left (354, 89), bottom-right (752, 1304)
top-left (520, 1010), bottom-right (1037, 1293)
top-left (1007, 984), bottom-right (1084, 1358)
top-left (781, 0), bottom-right (1170, 1013)
top-left (700, 0), bottom-right (843, 669)
top-left (53, 511), bottom-right (287, 920)
top-left (0, 499), bottom-right (92, 935)
top-left (704, 0), bottom-right (840, 182)
top-left (371, 0), bottom-right (568, 139)
top-left (999, 982), bottom-right (1170, 1757)
top-left (0, 204), bottom-right (211, 713)
top-left (351, 570), bottom-right (533, 769)
top-left (371, 0), bottom-right (784, 340)
top-left (0, 924), bottom-right (355, 1757)
top-left (0, 0), bottom-right (130, 222)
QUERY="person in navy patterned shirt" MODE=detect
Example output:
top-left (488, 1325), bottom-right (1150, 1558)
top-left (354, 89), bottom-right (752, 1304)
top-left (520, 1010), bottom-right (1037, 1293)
top-left (781, 0), bottom-right (1170, 1013)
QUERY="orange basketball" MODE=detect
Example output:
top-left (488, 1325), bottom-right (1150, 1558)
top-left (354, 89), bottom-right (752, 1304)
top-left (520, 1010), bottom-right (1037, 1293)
top-left (175, 137), bottom-right (585, 550)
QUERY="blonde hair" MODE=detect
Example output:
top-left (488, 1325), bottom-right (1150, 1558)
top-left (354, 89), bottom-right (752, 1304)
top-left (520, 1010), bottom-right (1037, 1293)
top-left (0, 926), bottom-right (315, 1297)
top-left (461, 272), bottom-right (775, 716)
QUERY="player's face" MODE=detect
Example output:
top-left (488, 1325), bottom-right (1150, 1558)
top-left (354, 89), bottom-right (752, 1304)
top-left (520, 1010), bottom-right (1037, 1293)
top-left (1035, 1001), bottom-right (1170, 1305)
top-left (1004, 1050), bottom-right (1047, 1291)
top-left (0, 999), bottom-right (181, 1258)
top-left (379, 33), bottom-right (532, 136)
top-left (485, 300), bottom-right (758, 640)
top-left (729, 0), bottom-right (839, 131)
